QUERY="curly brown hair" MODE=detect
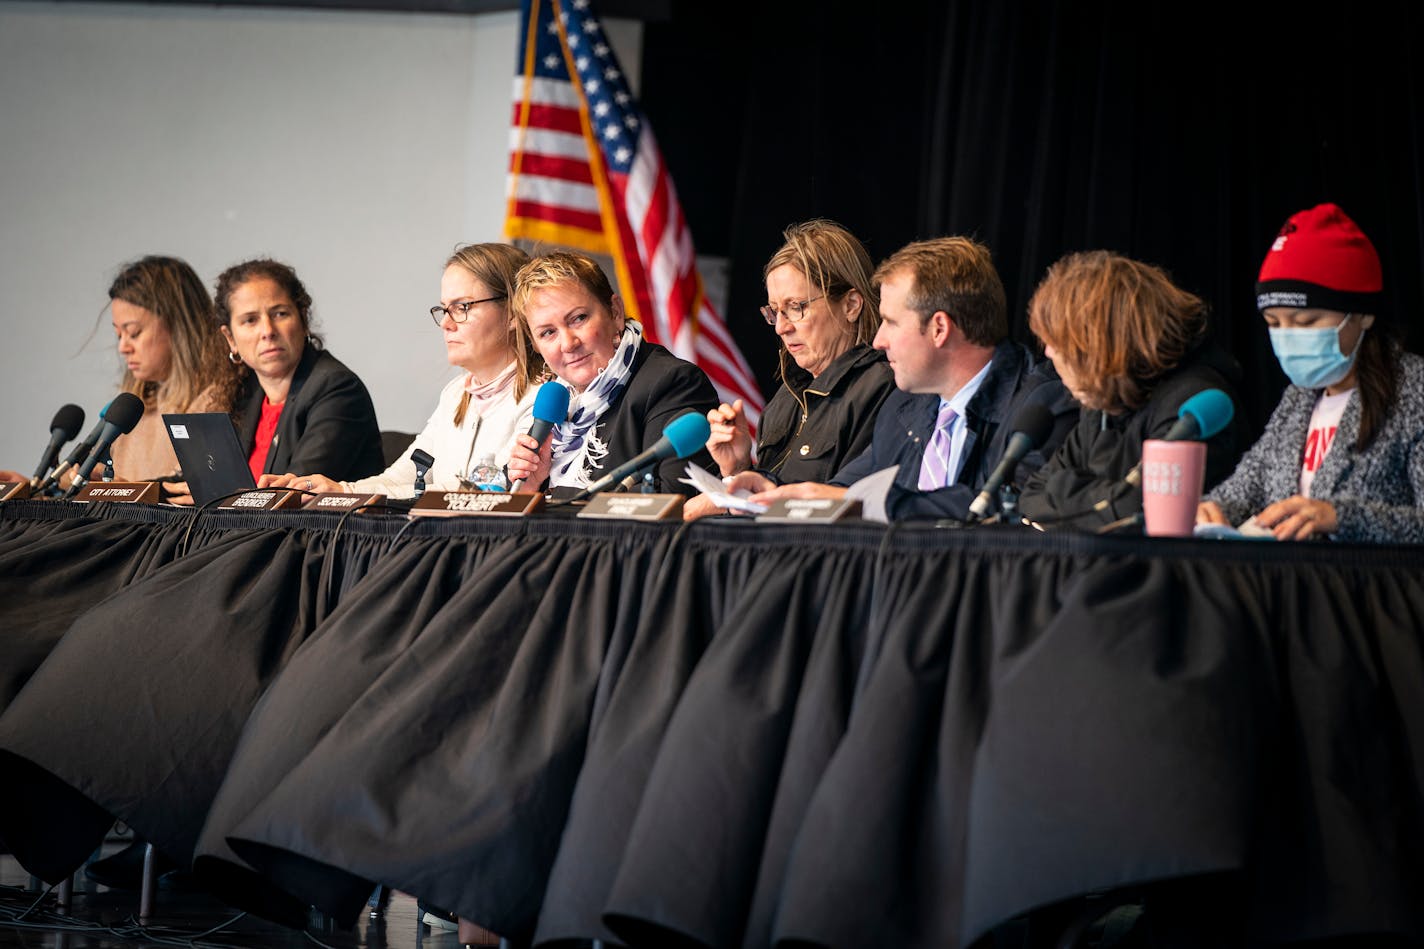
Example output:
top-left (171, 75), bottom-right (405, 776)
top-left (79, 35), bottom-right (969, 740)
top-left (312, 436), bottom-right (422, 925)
top-left (213, 258), bottom-right (322, 349)
top-left (1029, 250), bottom-right (1207, 413)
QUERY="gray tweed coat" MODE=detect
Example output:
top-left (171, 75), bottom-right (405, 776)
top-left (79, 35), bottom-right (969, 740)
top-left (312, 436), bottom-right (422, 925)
top-left (1207, 350), bottom-right (1424, 543)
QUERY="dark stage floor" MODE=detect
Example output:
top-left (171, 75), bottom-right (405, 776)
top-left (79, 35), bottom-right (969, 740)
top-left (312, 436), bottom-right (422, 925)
top-left (0, 842), bottom-right (468, 949)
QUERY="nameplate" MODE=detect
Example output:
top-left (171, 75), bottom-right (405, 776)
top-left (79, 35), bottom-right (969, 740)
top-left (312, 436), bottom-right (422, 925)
top-left (408, 491), bottom-right (544, 517)
top-left (217, 489), bottom-right (304, 511)
top-left (576, 492), bottom-right (684, 521)
top-left (301, 492), bottom-right (386, 512)
top-left (755, 497), bottom-right (862, 523)
top-left (0, 481), bottom-right (31, 501)
top-left (72, 481), bottom-right (160, 504)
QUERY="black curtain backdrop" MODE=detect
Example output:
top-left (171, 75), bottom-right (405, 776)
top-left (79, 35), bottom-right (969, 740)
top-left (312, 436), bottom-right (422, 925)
top-left (641, 0), bottom-right (1424, 436)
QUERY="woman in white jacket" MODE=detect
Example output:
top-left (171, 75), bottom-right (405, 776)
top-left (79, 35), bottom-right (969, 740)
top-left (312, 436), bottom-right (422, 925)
top-left (267, 243), bottom-right (543, 498)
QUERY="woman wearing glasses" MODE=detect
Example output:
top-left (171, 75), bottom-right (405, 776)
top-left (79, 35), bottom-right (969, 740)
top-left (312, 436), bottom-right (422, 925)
top-left (684, 220), bottom-right (894, 518)
top-left (265, 243), bottom-right (542, 498)
top-left (504, 250), bottom-right (718, 495)
top-left (217, 258), bottom-right (383, 487)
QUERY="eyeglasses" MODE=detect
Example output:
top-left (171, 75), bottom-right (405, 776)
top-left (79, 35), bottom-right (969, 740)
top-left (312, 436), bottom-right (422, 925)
top-left (760, 295), bottom-right (824, 325)
top-left (430, 295), bottom-right (506, 326)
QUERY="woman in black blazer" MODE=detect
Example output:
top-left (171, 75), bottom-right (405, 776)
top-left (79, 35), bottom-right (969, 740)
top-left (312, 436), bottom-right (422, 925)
top-left (217, 259), bottom-right (384, 483)
top-left (504, 251), bottom-right (718, 495)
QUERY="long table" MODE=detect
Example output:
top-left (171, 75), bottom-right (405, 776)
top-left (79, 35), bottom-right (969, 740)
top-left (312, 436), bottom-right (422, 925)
top-left (1, 500), bottom-right (1420, 947)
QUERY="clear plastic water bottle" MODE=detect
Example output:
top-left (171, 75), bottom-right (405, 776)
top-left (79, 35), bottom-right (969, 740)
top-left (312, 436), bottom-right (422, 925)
top-left (469, 453), bottom-right (508, 492)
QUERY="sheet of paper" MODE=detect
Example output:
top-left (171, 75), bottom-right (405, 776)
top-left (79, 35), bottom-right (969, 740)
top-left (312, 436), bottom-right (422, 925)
top-left (1193, 515), bottom-right (1277, 541)
top-left (679, 463), bottom-right (768, 514)
top-left (843, 465), bottom-right (900, 524)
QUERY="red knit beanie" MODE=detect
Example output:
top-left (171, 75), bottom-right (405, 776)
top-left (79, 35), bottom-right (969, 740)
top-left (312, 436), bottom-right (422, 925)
top-left (1255, 203), bottom-right (1383, 313)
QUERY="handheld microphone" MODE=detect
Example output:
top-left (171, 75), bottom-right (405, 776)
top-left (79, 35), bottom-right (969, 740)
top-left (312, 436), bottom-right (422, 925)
top-left (63, 393), bottom-right (145, 498)
top-left (31, 404), bottom-right (86, 484)
top-left (968, 402), bottom-right (1056, 519)
top-left (509, 381), bottom-right (570, 492)
top-left (568, 411), bottom-right (711, 502)
top-left (38, 399), bottom-right (112, 492)
top-left (1123, 388), bottom-right (1234, 487)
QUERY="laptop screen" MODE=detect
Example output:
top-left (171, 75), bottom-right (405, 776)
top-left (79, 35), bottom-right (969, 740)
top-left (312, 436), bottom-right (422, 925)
top-left (163, 413), bottom-right (257, 506)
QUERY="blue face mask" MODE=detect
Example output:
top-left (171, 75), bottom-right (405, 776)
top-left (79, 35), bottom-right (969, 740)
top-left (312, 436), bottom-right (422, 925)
top-left (1267, 314), bottom-right (1362, 389)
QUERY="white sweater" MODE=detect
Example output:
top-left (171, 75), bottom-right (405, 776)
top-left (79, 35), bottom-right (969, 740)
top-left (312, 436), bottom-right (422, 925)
top-left (344, 374), bottom-right (536, 498)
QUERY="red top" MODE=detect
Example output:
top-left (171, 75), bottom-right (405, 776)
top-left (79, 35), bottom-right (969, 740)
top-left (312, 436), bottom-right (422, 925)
top-left (248, 398), bottom-right (284, 481)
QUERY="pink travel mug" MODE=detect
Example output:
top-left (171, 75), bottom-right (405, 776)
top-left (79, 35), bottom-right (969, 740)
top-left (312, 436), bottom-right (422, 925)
top-left (1140, 440), bottom-right (1207, 537)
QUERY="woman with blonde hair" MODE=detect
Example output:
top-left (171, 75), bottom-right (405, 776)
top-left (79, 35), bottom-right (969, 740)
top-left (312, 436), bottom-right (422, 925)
top-left (682, 220), bottom-right (895, 518)
top-left (1018, 250), bottom-right (1243, 528)
top-left (504, 250), bottom-right (718, 495)
top-left (267, 242), bottom-right (542, 498)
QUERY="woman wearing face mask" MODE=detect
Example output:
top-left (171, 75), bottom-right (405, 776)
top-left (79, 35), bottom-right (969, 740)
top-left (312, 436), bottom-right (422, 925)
top-left (1198, 203), bottom-right (1424, 542)
top-left (217, 259), bottom-right (383, 484)
top-left (505, 251), bottom-right (718, 495)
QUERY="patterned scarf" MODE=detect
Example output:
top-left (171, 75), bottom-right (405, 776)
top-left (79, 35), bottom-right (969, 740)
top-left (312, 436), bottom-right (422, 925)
top-left (549, 320), bottom-right (643, 488)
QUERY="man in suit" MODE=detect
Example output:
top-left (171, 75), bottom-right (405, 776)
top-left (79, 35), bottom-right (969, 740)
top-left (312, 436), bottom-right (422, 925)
top-left (738, 236), bottom-right (1078, 522)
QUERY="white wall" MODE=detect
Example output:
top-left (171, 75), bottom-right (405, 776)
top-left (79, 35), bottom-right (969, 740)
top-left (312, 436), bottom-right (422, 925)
top-left (0, 0), bottom-right (641, 469)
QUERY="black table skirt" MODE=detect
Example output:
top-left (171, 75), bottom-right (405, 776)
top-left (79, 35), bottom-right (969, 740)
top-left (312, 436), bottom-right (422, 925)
top-left (1, 502), bottom-right (1421, 947)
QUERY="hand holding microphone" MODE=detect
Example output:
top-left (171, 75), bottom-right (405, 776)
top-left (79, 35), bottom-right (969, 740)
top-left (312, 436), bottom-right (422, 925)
top-left (508, 381), bottom-right (570, 493)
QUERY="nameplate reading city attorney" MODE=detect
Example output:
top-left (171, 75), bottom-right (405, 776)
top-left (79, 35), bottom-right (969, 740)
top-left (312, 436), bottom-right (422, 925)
top-left (301, 492), bottom-right (386, 512)
top-left (217, 489), bottom-right (304, 511)
top-left (755, 497), bottom-right (862, 523)
top-left (576, 493), bottom-right (684, 521)
top-left (408, 491), bottom-right (544, 517)
top-left (71, 481), bottom-right (160, 504)
top-left (0, 481), bottom-right (31, 501)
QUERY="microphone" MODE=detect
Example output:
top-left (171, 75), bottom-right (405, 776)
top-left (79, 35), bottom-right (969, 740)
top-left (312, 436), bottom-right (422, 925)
top-left (1030, 387), bottom-right (1238, 525)
top-left (1123, 388), bottom-right (1234, 487)
top-left (63, 393), bottom-right (145, 498)
top-left (31, 404), bottom-right (86, 484)
top-left (568, 411), bottom-right (711, 502)
top-left (968, 402), bottom-right (1056, 520)
top-left (38, 399), bottom-right (112, 492)
top-left (410, 448), bottom-right (434, 500)
top-left (509, 381), bottom-right (570, 492)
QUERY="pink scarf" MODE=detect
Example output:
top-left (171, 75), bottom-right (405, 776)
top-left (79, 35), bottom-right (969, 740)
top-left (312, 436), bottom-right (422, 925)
top-left (463, 362), bottom-right (518, 418)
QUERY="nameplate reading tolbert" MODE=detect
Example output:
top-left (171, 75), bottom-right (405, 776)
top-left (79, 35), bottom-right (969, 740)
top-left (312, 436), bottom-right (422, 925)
top-left (0, 481), bottom-right (31, 501)
top-left (217, 489), bottom-right (303, 511)
top-left (755, 497), bottom-right (862, 523)
top-left (72, 481), bottom-right (160, 504)
top-left (577, 492), bottom-right (684, 521)
top-left (302, 492), bottom-right (386, 511)
top-left (408, 491), bottom-right (544, 517)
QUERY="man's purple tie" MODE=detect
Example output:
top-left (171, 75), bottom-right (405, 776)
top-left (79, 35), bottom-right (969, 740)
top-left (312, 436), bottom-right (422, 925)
top-left (918, 403), bottom-right (958, 491)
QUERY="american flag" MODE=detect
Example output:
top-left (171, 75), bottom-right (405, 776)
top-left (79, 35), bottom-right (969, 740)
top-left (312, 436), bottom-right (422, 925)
top-left (505, 0), bottom-right (765, 430)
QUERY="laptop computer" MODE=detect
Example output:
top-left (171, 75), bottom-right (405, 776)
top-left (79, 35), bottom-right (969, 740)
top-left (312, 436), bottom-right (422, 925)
top-left (163, 412), bottom-right (257, 506)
